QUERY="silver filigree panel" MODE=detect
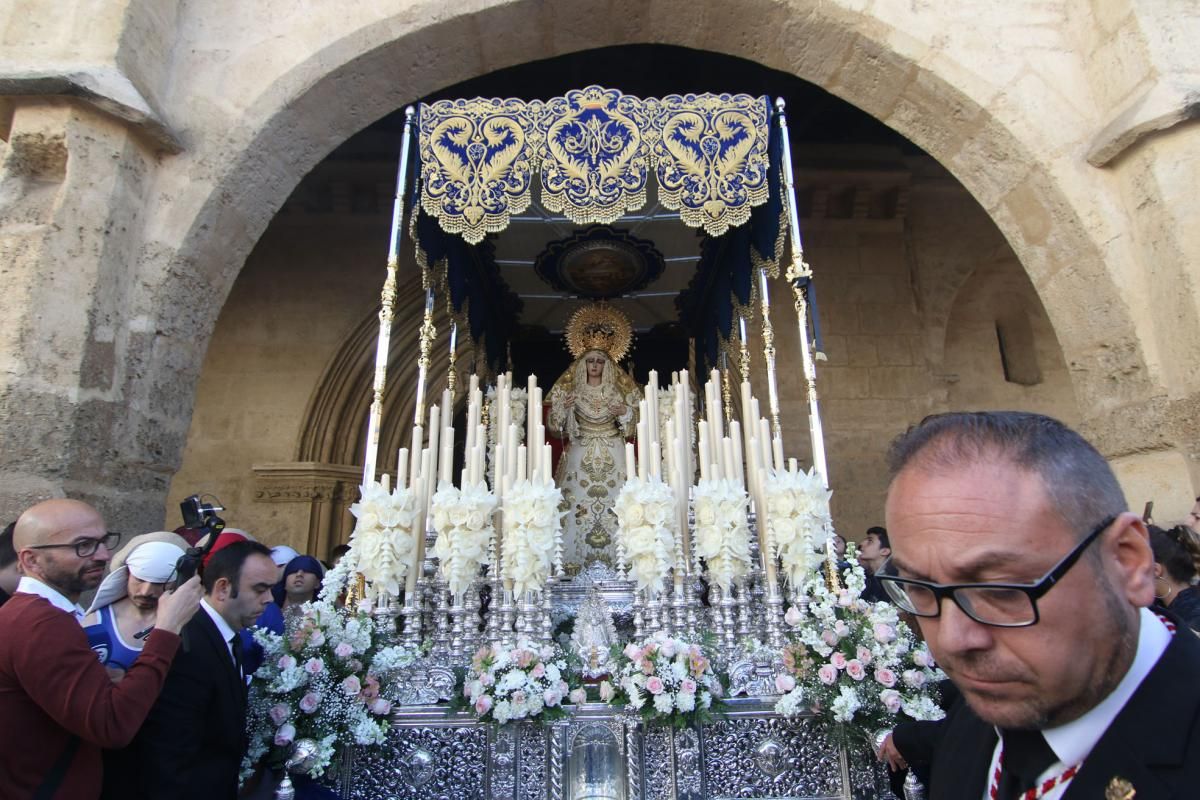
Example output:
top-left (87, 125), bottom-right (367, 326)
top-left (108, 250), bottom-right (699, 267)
top-left (701, 716), bottom-right (844, 798)
top-left (348, 726), bottom-right (487, 800)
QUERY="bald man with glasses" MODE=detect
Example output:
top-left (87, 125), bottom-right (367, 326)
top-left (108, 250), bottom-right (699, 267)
top-left (0, 499), bottom-right (203, 800)
top-left (876, 412), bottom-right (1200, 800)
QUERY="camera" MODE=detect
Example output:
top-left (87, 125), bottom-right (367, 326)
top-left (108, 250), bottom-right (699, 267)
top-left (174, 494), bottom-right (226, 583)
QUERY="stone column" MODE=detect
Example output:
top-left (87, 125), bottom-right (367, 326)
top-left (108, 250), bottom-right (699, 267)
top-left (0, 100), bottom-right (173, 532)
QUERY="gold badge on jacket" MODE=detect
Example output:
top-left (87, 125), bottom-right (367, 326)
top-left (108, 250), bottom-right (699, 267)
top-left (1105, 776), bottom-right (1135, 800)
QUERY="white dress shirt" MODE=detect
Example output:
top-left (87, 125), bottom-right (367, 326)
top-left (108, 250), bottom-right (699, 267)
top-left (200, 598), bottom-right (241, 677)
top-left (981, 607), bottom-right (1171, 799)
top-left (16, 576), bottom-right (86, 621)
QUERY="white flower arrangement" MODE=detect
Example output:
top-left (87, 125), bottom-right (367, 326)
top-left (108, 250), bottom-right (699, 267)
top-left (348, 480), bottom-right (419, 598)
top-left (773, 546), bottom-right (945, 743)
top-left (614, 477), bottom-right (678, 594)
top-left (462, 639), bottom-right (575, 724)
top-left (501, 479), bottom-right (564, 597)
top-left (241, 604), bottom-right (417, 781)
top-left (691, 477), bottom-right (752, 592)
top-left (611, 631), bottom-right (722, 727)
top-left (764, 466), bottom-right (833, 589)
top-left (431, 481), bottom-right (498, 601)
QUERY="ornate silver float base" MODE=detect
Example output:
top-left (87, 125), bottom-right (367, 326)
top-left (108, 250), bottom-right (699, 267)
top-left (329, 699), bottom-right (899, 800)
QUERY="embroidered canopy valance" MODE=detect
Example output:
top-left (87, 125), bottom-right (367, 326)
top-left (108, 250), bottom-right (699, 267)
top-left (417, 85), bottom-right (773, 243)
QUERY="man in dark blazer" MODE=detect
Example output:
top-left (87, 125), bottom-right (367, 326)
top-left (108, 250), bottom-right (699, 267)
top-left (877, 412), bottom-right (1200, 800)
top-left (132, 539), bottom-right (277, 799)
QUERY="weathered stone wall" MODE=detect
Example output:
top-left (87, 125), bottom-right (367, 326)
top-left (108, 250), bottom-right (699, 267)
top-left (0, 0), bottom-right (1196, 536)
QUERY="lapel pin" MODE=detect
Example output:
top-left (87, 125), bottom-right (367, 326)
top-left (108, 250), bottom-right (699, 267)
top-left (1105, 776), bottom-right (1135, 800)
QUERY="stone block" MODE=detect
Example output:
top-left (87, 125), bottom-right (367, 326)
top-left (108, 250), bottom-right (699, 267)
top-left (869, 366), bottom-right (933, 399)
top-left (845, 336), bottom-right (878, 367)
top-left (874, 336), bottom-right (913, 366)
top-left (857, 305), bottom-right (918, 336)
top-left (817, 366), bottom-right (871, 399)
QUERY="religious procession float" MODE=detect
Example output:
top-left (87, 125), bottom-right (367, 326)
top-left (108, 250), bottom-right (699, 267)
top-left (248, 87), bottom-right (944, 800)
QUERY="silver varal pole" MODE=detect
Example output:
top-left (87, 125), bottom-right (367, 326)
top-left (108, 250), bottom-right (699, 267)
top-left (362, 106), bottom-right (417, 485)
top-left (775, 97), bottom-right (829, 486)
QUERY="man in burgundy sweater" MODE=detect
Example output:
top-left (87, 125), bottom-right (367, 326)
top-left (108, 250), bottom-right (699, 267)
top-left (0, 499), bottom-right (203, 799)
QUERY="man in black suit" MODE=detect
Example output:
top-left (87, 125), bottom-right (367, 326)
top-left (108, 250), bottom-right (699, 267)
top-left (876, 412), bottom-right (1200, 800)
top-left (133, 539), bottom-right (277, 799)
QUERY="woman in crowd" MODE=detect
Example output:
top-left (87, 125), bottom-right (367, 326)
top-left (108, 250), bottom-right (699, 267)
top-left (1149, 523), bottom-right (1200, 632)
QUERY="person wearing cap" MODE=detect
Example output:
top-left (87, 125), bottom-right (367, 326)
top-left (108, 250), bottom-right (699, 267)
top-left (81, 532), bottom-right (189, 680)
top-left (269, 544), bottom-right (299, 582)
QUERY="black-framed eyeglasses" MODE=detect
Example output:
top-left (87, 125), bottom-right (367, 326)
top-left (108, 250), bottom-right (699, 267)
top-left (876, 515), bottom-right (1117, 628)
top-left (28, 531), bottom-right (122, 559)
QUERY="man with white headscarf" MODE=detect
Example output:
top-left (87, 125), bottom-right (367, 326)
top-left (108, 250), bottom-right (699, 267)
top-left (82, 532), bottom-right (189, 680)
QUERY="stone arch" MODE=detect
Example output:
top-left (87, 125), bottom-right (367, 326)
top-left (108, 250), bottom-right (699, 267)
top-left (143, 0), bottom-right (1159, 487)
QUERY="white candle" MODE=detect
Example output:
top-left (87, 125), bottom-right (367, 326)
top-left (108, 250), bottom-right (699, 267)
top-left (698, 425), bottom-right (711, 481)
top-left (625, 442), bottom-right (636, 483)
top-left (650, 442), bottom-right (661, 480)
top-left (772, 436), bottom-right (785, 472)
top-left (543, 444), bottom-right (552, 485)
top-left (409, 425), bottom-right (423, 490)
top-left (789, 457), bottom-right (799, 474)
top-left (722, 437), bottom-right (736, 483)
top-left (440, 423), bottom-right (454, 485)
top-left (396, 448), bottom-right (408, 489)
top-left (636, 418), bottom-right (648, 480)
top-left (730, 421), bottom-right (745, 488)
top-left (516, 444), bottom-right (527, 483)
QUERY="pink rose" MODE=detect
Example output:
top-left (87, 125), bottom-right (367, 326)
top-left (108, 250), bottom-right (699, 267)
top-left (640, 659), bottom-right (655, 676)
top-left (834, 620), bottom-right (849, 637)
top-left (830, 652), bottom-right (847, 670)
top-left (623, 643), bottom-right (640, 660)
top-left (913, 649), bottom-right (933, 668)
top-left (304, 657), bottom-right (323, 675)
top-left (335, 642), bottom-right (354, 659)
top-left (274, 723), bottom-right (296, 746)
top-left (903, 669), bottom-right (926, 689)
top-left (515, 650), bottom-right (534, 668)
top-left (874, 668), bottom-right (897, 688)
top-left (873, 623), bottom-right (897, 643)
top-left (543, 688), bottom-right (563, 707)
top-left (370, 698), bottom-right (392, 715)
top-left (856, 646), bottom-right (873, 665)
top-left (821, 629), bottom-right (840, 647)
top-left (837, 592), bottom-right (853, 607)
top-left (660, 640), bottom-right (677, 658)
top-left (531, 663), bottom-right (546, 679)
top-left (599, 681), bottom-right (615, 702)
top-left (360, 675), bottom-right (380, 701)
top-left (299, 692), bottom-right (320, 714)
top-left (268, 703), bottom-right (291, 725)
top-left (880, 689), bottom-right (902, 713)
top-left (308, 630), bottom-right (325, 647)
top-left (818, 665), bottom-right (838, 685)
top-left (775, 674), bottom-right (796, 693)
top-left (680, 678), bottom-right (697, 695)
top-left (474, 694), bottom-right (493, 715)
top-left (569, 688), bottom-right (587, 705)
top-left (341, 675), bottom-right (362, 696)
top-left (846, 659), bottom-right (866, 681)
top-left (512, 690), bottom-right (527, 706)
top-left (479, 672), bottom-right (495, 687)
top-left (784, 605), bottom-right (803, 627)
top-left (645, 676), bottom-right (665, 695)
top-left (277, 655), bottom-right (297, 670)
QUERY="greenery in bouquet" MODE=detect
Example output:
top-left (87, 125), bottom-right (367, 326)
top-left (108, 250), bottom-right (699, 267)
top-left (461, 638), bottom-right (580, 724)
top-left (773, 546), bottom-right (945, 746)
top-left (242, 600), bottom-right (417, 780)
top-left (610, 631), bottom-right (724, 729)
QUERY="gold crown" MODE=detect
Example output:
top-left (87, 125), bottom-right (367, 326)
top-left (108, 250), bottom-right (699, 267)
top-left (564, 303), bottom-right (633, 362)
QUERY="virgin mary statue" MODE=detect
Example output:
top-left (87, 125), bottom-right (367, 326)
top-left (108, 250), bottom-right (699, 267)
top-left (548, 304), bottom-right (641, 576)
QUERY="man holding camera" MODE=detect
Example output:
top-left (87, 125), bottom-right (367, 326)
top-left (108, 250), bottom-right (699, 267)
top-left (130, 539), bottom-right (277, 799)
top-left (0, 499), bottom-right (203, 800)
